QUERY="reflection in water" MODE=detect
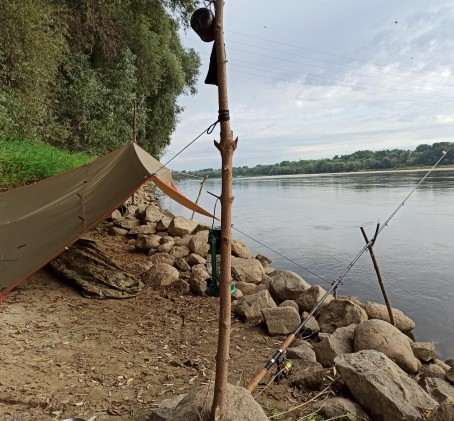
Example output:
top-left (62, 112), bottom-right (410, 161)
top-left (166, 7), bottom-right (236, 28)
top-left (160, 170), bottom-right (454, 358)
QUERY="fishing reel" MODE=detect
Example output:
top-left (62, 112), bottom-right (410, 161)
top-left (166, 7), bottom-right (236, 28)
top-left (274, 358), bottom-right (294, 384)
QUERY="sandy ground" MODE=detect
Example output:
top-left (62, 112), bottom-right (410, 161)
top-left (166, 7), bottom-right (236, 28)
top-left (0, 228), bottom-right (335, 421)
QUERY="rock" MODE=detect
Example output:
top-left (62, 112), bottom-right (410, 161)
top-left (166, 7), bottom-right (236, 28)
top-left (161, 209), bottom-right (175, 219)
top-left (155, 231), bottom-right (169, 237)
top-left (268, 270), bottom-right (311, 302)
top-left (261, 306), bottom-right (301, 336)
top-left (411, 342), bottom-right (438, 362)
top-left (448, 367), bottom-right (454, 385)
top-left (169, 383), bottom-right (268, 421)
top-left (318, 397), bottom-right (370, 421)
top-left (232, 288), bottom-right (243, 300)
top-left (290, 361), bottom-right (324, 390)
top-left (142, 263), bottom-right (179, 287)
top-left (175, 257), bottom-right (191, 272)
top-left (189, 231), bottom-right (210, 256)
top-left (158, 236), bottom-right (175, 253)
top-left (234, 290), bottom-right (277, 323)
top-left (170, 279), bottom-right (191, 295)
top-left (189, 267), bottom-right (209, 296)
top-left (231, 256), bottom-right (265, 284)
top-left (255, 253), bottom-right (272, 268)
top-left (193, 222), bottom-right (211, 234)
top-left (255, 284), bottom-right (268, 293)
top-left (110, 209), bottom-right (122, 220)
top-left (135, 235), bottom-right (162, 252)
top-left (278, 300), bottom-right (299, 312)
top-left (354, 319), bottom-right (419, 374)
top-left (335, 350), bottom-right (438, 421)
top-left (129, 223), bottom-right (157, 235)
top-left (300, 311), bottom-right (320, 336)
top-left (187, 253), bottom-right (206, 266)
top-left (434, 359), bottom-right (451, 372)
top-left (314, 324), bottom-right (355, 368)
top-left (260, 274), bottom-right (272, 288)
top-left (446, 359), bottom-right (454, 369)
top-left (108, 226), bottom-right (129, 236)
top-left (418, 363), bottom-right (447, 380)
top-left (295, 285), bottom-right (333, 313)
top-left (235, 282), bottom-right (258, 296)
top-left (264, 266), bottom-right (277, 277)
top-left (116, 217), bottom-right (141, 229)
top-left (149, 252), bottom-right (175, 267)
top-left (144, 205), bottom-right (165, 223)
top-left (169, 246), bottom-right (190, 259)
top-left (420, 377), bottom-right (454, 403)
top-left (156, 217), bottom-right (172, 231)
top-left (360, 301), bottom-right (416, 332)
top-left (427, 397), bottom-right (454, 421)
top-left (231, 240), bottom-right (253, 259)
top-left (168, 216), bottom-right (198, 237)
top-left (318, 299), bottom-right (368, 333)
top-left (149, 394), bottom-right (187, 421)
top-left (174, 235), bottom-right (192, 247)
top-left (286, 343), bottom-right (316, 362)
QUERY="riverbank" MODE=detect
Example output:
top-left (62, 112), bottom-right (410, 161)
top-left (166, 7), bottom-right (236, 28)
top-left (1, 188), bottom-right (453, 420)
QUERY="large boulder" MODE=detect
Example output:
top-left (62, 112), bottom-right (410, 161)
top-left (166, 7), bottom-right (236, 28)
top-left (188, 230), bottom-right (210, 257)
top-left (142, 263), bottom-right (179, 287)
top-left (427, 397), bottom-right (454, 421)
top-left (135, 234), bottom-right (162, 252)
top-left (129, 223), bottom-right (157, 235)
top-left (144, 204), bottom-right (165, 223)
top-left (411, 342), bottom-right (438, 362)
top-left (313, 324), bottom-right (355, 368)
top-left (289, 361), bottom-right (324, 391)
top-left (231, 256), bottom-right (265, 284)
top-left (295, 285), bottom-right (333, 313)
top-left (419, 377), bottom-right (454, 403)
top-left (278, 300), bottom-right (299, 312)
top-left (169, 246), bottom-right (191, 259)
top-left (418, 363), bottom-right (447, 381)
top-left (169, 383), bottom-right (268, 421)
top-left (235, 282), bottom-right (258, 296)
top-left (261, 306), bottom-right (301, 336)
top-left (286, 343), bottom-right (316, 362)
top-left (299, 311), bottom-right (320, 336)
top-left (168, 216), bottom-right (198, 237)
top-left (335, 350), bottom-right (438, 421)
top-left (255, 253), bottom-right (272, 268)
top-left (149, 252), bottom-right (175, 267)
top-left (360, 301), bottom-right (415, 332)
top-left (268, 270), bottom-right (311, 302)
top-left (149, 394), bottom-right (186, 420)
top-left (318, 298), bottom-right (368, 333)
top-left (354, 319), bottom-right (420, 374)
top-left (186, 253), bottom-right (206, 266)
top-left (175, 257), bottom-right (191, 272)
top-left (189, 267), bottom-right (209, 296)
top-left (234, 290), bottom-right (277, 323)
top-left (157, 236), bottom-right (175, 253)
top-left (231, 240), bottom-right (253, 259)
top-left (318, 397), bottom-right (370, 421)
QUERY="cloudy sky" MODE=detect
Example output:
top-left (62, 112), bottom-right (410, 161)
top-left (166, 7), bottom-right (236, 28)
top-left (161, 0), bottom-right (454, 170)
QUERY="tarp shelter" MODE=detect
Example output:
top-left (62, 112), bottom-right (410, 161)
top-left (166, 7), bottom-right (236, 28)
top-left (0, 142), bottom-right (215, 299)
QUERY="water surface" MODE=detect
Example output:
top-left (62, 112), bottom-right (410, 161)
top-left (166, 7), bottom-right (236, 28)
top-left (160, 170), bottom-right (454, 359)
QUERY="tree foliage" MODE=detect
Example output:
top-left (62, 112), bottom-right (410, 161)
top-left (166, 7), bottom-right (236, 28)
top-left (183, 142), bottom-right (454, 178)
top-left (0, 0), bottom-right (200, 156)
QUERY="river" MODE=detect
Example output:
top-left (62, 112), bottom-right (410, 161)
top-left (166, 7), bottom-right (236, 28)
top-left (159, 169), bottom-right (454, 359)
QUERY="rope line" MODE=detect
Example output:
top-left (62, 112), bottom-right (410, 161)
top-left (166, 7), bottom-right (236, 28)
top-left (231, 225), bottom-right (331, 286)
top-left (149, 119), bottom-right (219, 179)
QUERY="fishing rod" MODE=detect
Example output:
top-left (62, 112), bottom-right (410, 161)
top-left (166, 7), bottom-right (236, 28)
top-left (246, 149), bottom-right (450, 392)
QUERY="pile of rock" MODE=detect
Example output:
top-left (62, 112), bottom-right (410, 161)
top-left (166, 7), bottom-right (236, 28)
top-left (106, 201), bottom-right (454, 421)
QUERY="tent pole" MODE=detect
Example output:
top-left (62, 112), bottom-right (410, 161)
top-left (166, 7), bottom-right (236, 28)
top-left (211, 0), bottom-right (237, 419)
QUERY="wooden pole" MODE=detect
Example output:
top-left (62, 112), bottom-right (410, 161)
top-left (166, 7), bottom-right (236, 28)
top-left (360, 224), bottom-right (395, 326)
top-left (191, 175), bottom-right (208, 219)
top-left (211, 0), bottom-right (237, 419)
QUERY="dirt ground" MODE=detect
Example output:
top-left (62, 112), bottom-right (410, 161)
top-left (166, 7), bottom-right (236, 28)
top-left (0, 227), bottom-right (336, 421)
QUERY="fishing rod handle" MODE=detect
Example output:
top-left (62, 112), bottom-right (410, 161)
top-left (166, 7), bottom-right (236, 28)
top-left (246, 334), bottom-right (295, 392)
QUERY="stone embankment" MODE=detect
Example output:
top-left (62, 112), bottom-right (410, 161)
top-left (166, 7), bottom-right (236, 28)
top-left (106, 195), bottom-right (454, 421)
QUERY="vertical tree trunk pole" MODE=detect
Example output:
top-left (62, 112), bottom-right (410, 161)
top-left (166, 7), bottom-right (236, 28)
top-left (191, 175), bottom-right (208, 219)
top-left (211, 0), bottom-right (237, 419)
top-left (360, 225), bottom-right (395, 326)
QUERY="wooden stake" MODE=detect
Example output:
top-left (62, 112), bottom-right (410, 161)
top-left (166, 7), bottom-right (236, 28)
top-left (360, 224), bottom-right (395, 326)
top-left (191, 175), bottom-right (208, 220)
top-left (211, 0), bottom-right (237, 419)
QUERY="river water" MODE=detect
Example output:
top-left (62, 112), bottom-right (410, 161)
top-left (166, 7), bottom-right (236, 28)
top-left (159, 169), bottom-right (454, 359)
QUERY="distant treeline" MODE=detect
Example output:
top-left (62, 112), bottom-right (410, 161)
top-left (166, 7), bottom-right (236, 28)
top-left (181, 142), bottom-right (454, 178)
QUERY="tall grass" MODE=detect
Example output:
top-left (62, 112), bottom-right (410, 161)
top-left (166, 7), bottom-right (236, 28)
top-left (0, 138), bottom-right (95, 191)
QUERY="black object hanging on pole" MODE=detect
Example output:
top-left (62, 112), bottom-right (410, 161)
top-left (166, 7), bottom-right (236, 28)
top-left (190, 7), bottom-right (219, 86)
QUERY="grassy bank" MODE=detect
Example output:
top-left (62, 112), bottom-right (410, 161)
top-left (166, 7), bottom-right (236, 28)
top-left (0, 138), bottom-right (94, 191)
